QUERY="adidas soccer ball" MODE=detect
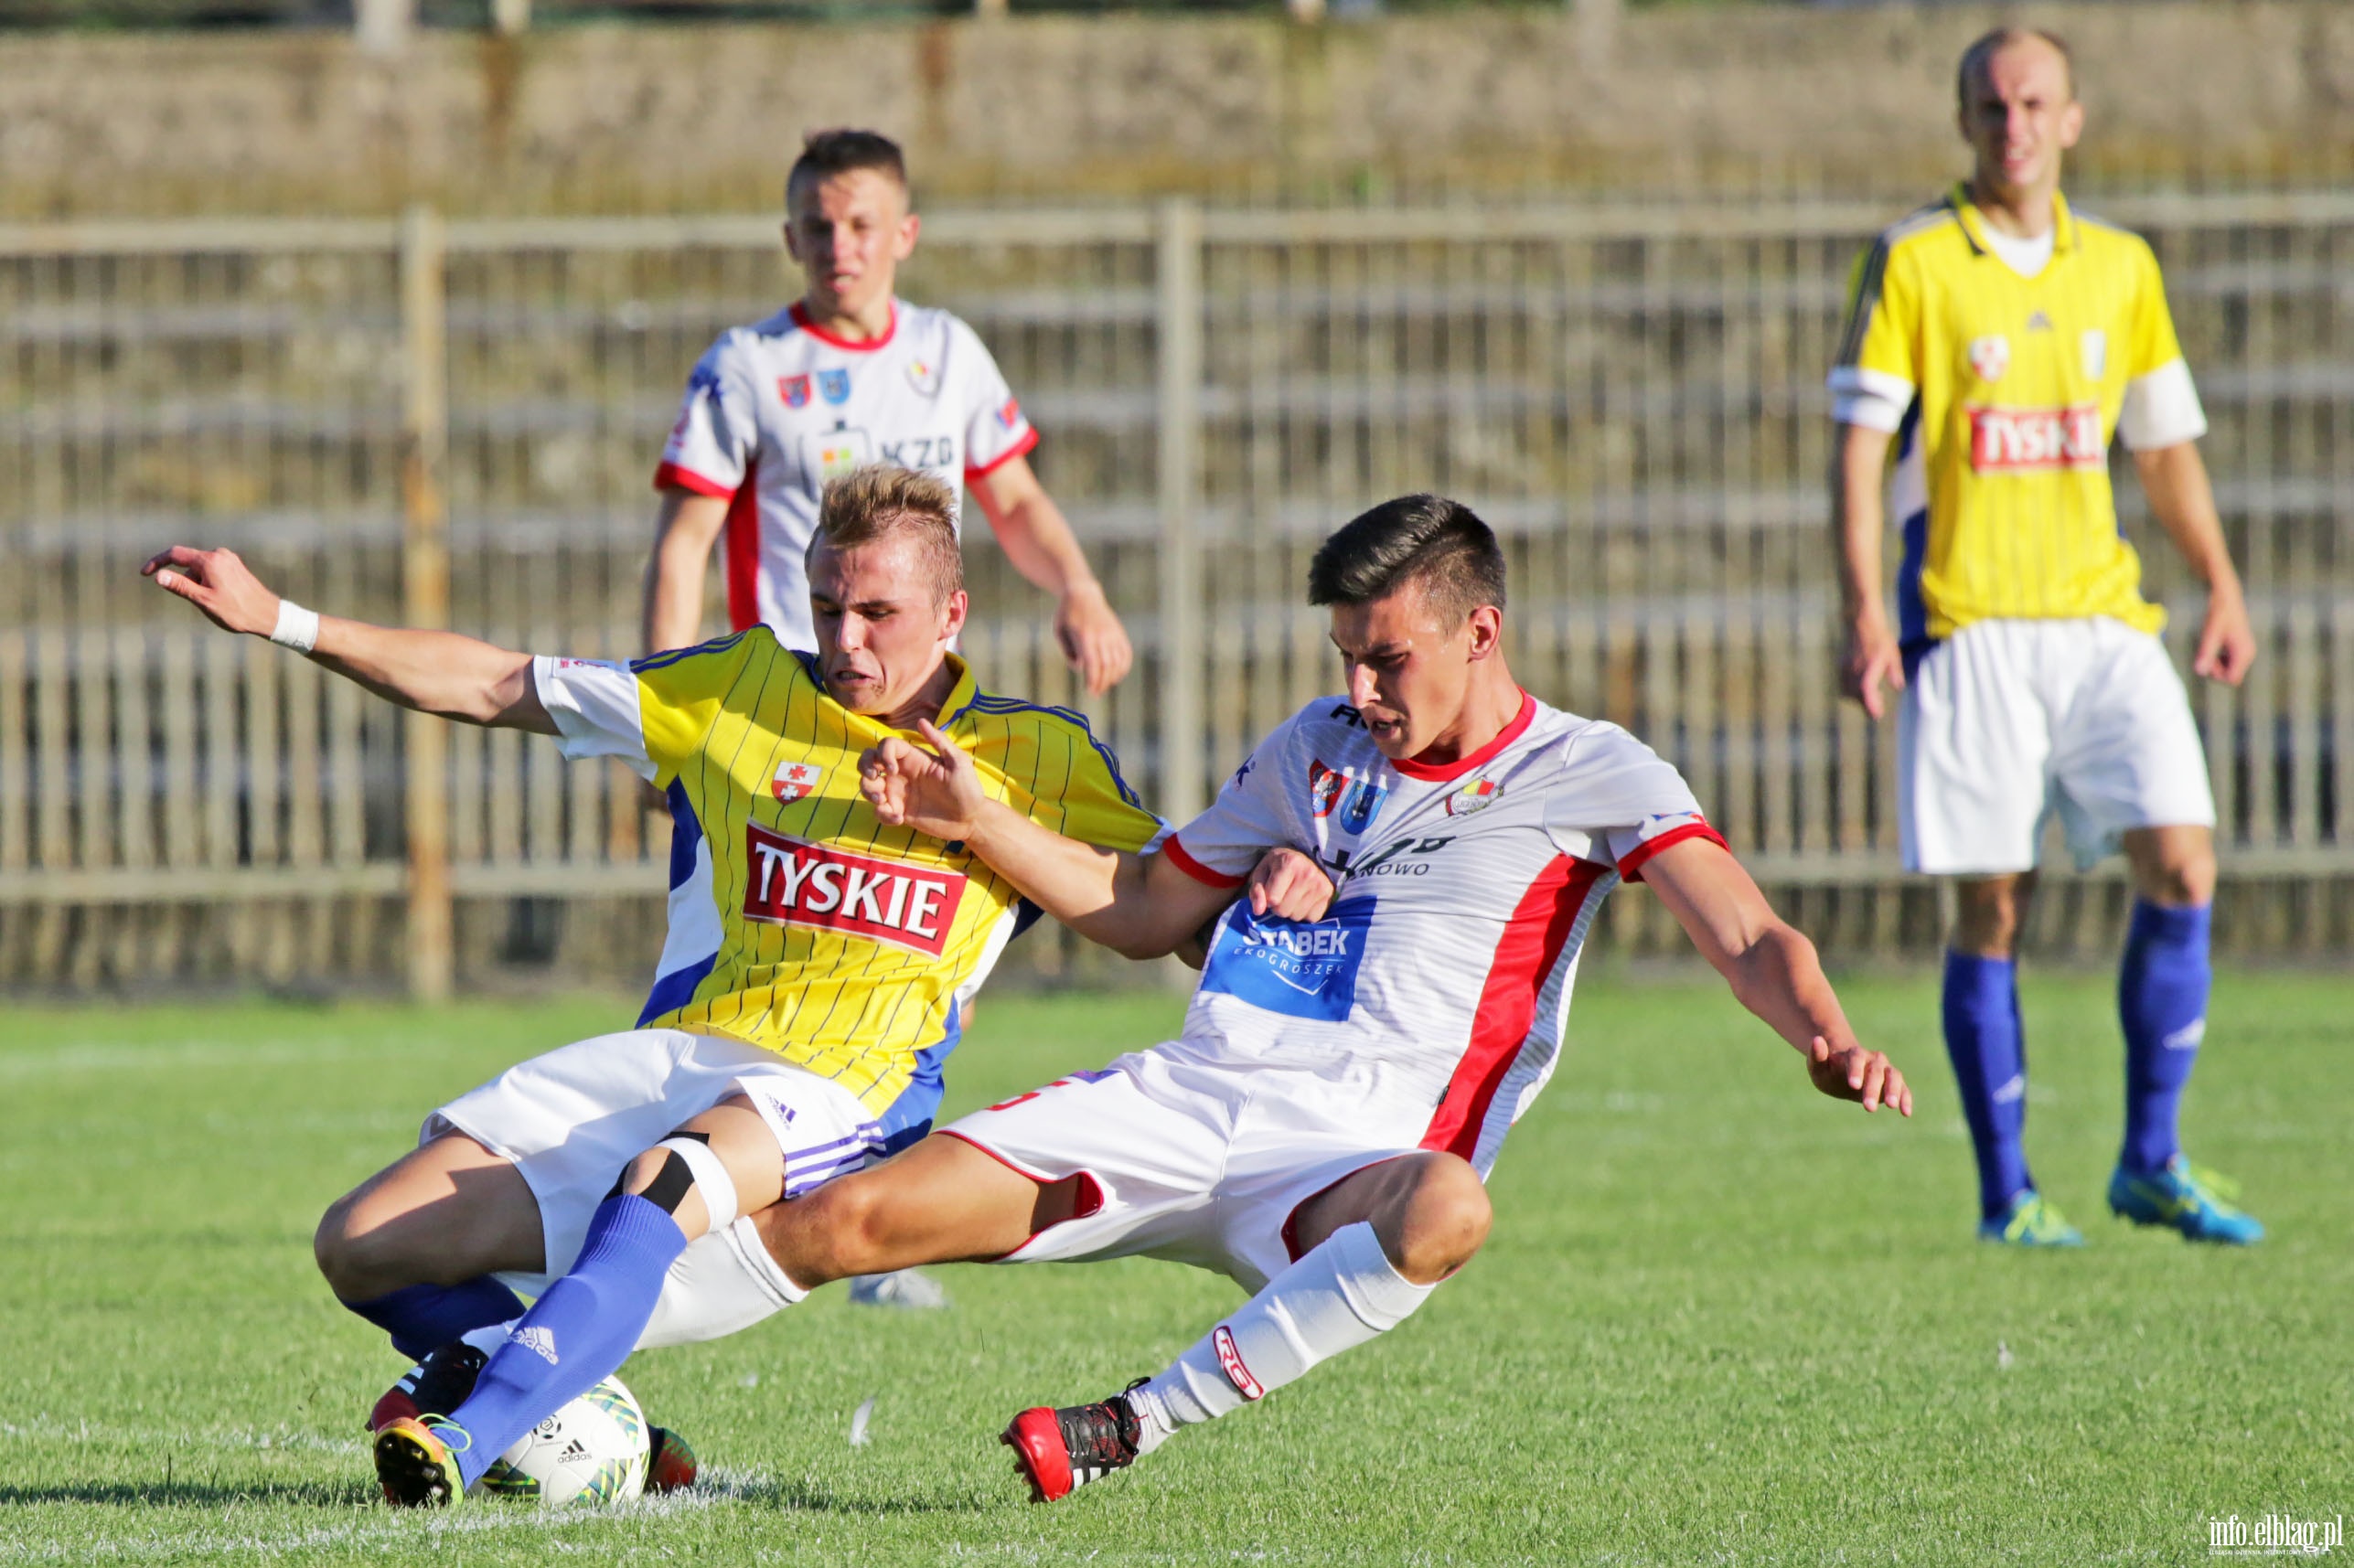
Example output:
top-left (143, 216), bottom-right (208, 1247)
top-left (471, 1376), bottom-right (650, 1507)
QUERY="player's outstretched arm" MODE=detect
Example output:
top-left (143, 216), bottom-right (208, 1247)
top-left (2133, 440), bottom-right (2255, 687)
top-left (969, 457), bottom-right (1133, 695)
top-left (143, 545), bottom-right (556, 733)
top-left (1640, 837), bottom-right (1912, 1115)
top-left (861, 721), bottom-right (1327, 957)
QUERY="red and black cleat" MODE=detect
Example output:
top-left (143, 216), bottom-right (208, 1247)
top-left (646, 1425), bottom-right (700, 1494)
top-left (1000, 1381), bottom-right (1146, 1503)
top-left (367, 1342), bottom-right (488, 1435)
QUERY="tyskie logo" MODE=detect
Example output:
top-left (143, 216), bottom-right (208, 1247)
top-left (1214, 1326), bottom-right (1264, 1401)
top-left (772, 760), bottom-right (826, 804)
top-left (744, 822), bottom-right (966, 956)
top-left (1967, 403), bottom-right (2104, 473)
top-left (780, 374), bottom-right (811, 410)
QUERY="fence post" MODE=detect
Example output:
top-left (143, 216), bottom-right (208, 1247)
top-left (1155, 197), bottom-right (1207, 826)
top-left (400, 204), bottom-right (455, 1004)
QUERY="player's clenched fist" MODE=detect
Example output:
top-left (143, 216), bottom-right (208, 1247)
top-left (860, 719), bottom-right (987, 842)
top-left (1804, 1035), bottom-right (1912, 1115)
top-left (142, 545), bottom-right (281, 637)
top-left (1246, 847), bottom-right (1333, 923)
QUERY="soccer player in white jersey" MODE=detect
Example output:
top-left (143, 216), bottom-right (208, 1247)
top-left (643, 129), bottom-right (1131, 694)
top-left (1831, 29), bottom-right (2261, 1246)
top-left (634, 495), bottom-right (1913, 1500)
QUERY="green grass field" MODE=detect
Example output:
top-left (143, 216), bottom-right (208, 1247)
top-left (1, 971), bottom-right (2347, 1564)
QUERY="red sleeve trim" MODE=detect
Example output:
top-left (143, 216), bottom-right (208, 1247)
top-left (654, 461), bottom-right (734, 500)
top-left (964, 424), bottom-right (1040, 483)
top-left (1161, 835), bottom-right (1246, 891)
top-left (1615, 821), bottom-right (1731, 883)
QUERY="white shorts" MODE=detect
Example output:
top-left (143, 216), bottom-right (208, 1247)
top-left (941, 1048), bottom-right (1433, 1294)
top-left (1899, 617), bottom-right (2216, 876)
top-left (424, 1028), bottom-right (883, 1297)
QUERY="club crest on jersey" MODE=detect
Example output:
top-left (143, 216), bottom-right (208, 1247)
top-left (1337, 780), bottom-right (1387, 835)
top-left (1447, 777), bottom-right (1499, 816)
top-left (997, 396), bottom-right (1022, 430)
top-left (780, 374), bottom-right (812, 410)
top-left (771, 760), bottom-right (826, 804)
top-left (905, 357), bottom-right (942, 397)
top-left (2081, 329), bottom-right (2107, 379)
top-left (1201, 902), bottom-right (1374, 1023)
top-left (1967, 335), bottom-right (2010, 384)
top-left (743, 823), bottom-right (967, 956)
top-left (1307, 760), bottom-right (1349, 817)
top-left (819, 369), bottom-right (851, 405)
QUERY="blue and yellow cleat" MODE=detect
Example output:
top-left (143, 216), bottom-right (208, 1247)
top-left (1978, 1189), bottom-right (2085, 1247)
top-left (2108, 1157), bottom-right (2263, 1245)
top-left (374, 1415), bottom-right (466, 1508)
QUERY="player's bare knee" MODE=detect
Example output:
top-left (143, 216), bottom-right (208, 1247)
top-left (1392, 1156), bottom-right (1491, 1285)
top-left (314, 1194), bottom-right (414, 1299)
top-left (1953, 877), bottom-right (2031, 956)
top-left (2133, 835), bottom-right (2215, 906)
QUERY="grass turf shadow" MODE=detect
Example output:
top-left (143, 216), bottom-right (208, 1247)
top-left (0, 1477), bottom-right (379, 1509)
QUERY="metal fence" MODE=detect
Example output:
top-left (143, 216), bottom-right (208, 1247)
top-left (5, 193), bottom-right (2351, 995)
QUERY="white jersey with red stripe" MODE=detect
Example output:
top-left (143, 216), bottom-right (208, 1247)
top-left (1160, 690), bottom-right (1721, 1171)
top-left (654, 299), bottom-right (1038, 649)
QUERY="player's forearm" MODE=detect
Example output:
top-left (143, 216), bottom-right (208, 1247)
top-left (1832, 426), bottom-right (1893, 624)
top-left (959, 797), bottom-right (1168, 956)
top-left (989, 492), bottom-right (1101, 601)
top-left (306, 618), bottom-right (551, 731)
top-left (2135, 443), bottom-right (2241, 594)
top-left (1724, 922), bottom-right (1858, 1058)
top-left (643, 492), bottom-right (729, 654)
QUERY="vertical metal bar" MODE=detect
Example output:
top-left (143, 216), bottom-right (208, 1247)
top-left (401, 205), bottom-right (455, 1002)
top-left (1156, 198), bottom-right (1206, 822)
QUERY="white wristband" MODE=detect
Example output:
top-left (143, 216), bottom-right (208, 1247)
top-left (270, 599), bottom-right (320, 654)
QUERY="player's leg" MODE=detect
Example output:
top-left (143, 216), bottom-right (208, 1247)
top-left (1904, 623), bottom-right (2073, 1244)
top-left (2050, 623), bottom-right (2257, 1243)
top-left (1007, 1151), bottom-right (1483, 1503)
top-left (379, 1094), bottom-right (788, 1504)
top-left (315, 1135), bottom-right (541, 1360)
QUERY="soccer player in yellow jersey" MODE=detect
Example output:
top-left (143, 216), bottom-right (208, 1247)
top-left (1830, 28), bottom-right (2262, 1248)
top-left (143, 466), bottom-right (1321, 1506)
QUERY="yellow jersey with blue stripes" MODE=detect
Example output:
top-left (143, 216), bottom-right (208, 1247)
top-left (533, 633), bottom-right (1161, 1140)
top-left (1830, 187), bottom-right (2208, 652)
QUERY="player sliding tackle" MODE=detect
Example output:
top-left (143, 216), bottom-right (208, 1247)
top-left (649, 494), bottom-right (1914, 1500)
top-left (143, 465), bottom-right (1327, 1508)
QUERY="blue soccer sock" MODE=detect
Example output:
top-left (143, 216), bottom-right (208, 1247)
top-left (341, 1278), bottom-right (528, 1361)
top-left (2118, 900), bottom-right (2211, 1178)
top-left (1942, 950), bottom-right (2034, 1221)
top-left (438, 1194), bottom-right (687, 1488)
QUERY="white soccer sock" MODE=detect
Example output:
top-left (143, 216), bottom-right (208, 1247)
top-left (634, 1215), bottom-right (810, 1350)
top-left (1136, 1221), bottom-right (1435, 1445)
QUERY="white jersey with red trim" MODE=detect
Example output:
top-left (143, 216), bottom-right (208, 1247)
top-left (655, 299), bottom-right (1038, 649)
top-left (1160, 691), bottom-right (1721, 1173)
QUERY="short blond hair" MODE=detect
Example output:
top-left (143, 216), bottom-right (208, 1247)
top-left (809, 464), bottom-right (964, 604)
top-left (1958, 27), bottom-right (2075, 110)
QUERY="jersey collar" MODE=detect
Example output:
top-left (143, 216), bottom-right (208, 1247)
top-left (1951, 182), bottom-right (2078, 260)
top-left (1388, 689), bottom-right (1536, 783)
top-left (788, 299), bottom-right (899, 353)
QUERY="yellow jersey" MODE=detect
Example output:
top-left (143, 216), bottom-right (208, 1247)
top-left (1831, 186), bottom-right (2204, 651)
top-left (533, 633), bottom-right (1161, 1142)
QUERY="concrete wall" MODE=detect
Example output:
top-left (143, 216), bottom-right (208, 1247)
top-left (4, 2), bottom-right (2351, 217)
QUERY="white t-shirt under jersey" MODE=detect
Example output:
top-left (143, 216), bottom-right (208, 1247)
top-left (656, 299), bottom-right (1038, 649)
top-left (1159, 691), bottom-right (1726, 1173)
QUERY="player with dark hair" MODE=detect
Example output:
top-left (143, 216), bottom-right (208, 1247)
top-left (621, 492), bottom-right (1913, 1501)
top-left (139, 466), bottom-right (1317, 1507)
top-left (643, 128), bottom-right (1130, 693)
top-left (1830, 29), bottom-right (2261, 1246)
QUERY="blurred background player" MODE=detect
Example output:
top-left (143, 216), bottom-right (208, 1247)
top-left (1829, 27), bottom-right (2261, 1247)
top-left (643, 127), bottom-right (1131, 694)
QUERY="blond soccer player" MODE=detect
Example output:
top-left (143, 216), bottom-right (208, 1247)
top-left (1830, 27), bottom-right (2260, 1247)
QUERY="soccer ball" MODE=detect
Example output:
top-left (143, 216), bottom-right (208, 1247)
top-left (470, 1376), bottom-right (650, 1506)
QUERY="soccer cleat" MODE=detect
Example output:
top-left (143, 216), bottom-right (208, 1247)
top-left (847, 1268), bottom-right (952, 1310)
top-left (1978, 1189), bottom-right (2084, 1247)
top-left (1000, 1380), bottom-right (1146, 1503)
top-left (368, 1340), bottom-right (488, 1434)
top-left (373, 1415), bottom-right (465, 1508)
top-left (646, 1425), bottom-right (699, 1494)
top-left (2108, 1157), bottom-right (2264, 1245)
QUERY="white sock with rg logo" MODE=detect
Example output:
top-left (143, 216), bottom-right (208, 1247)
top-left (1133, 1221), bottom-right (1435, 1451)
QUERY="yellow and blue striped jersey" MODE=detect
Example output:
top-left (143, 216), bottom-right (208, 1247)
top-left (534, 633), bottom-right (1161, 1142)
top-left (1831, 186), bottom-right (2204, 651)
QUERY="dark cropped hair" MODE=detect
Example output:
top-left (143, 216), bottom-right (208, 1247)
top-left (1306, 495), bottom-right (1506, 628)
top-left (787, 129), bottom-right (911, 206)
